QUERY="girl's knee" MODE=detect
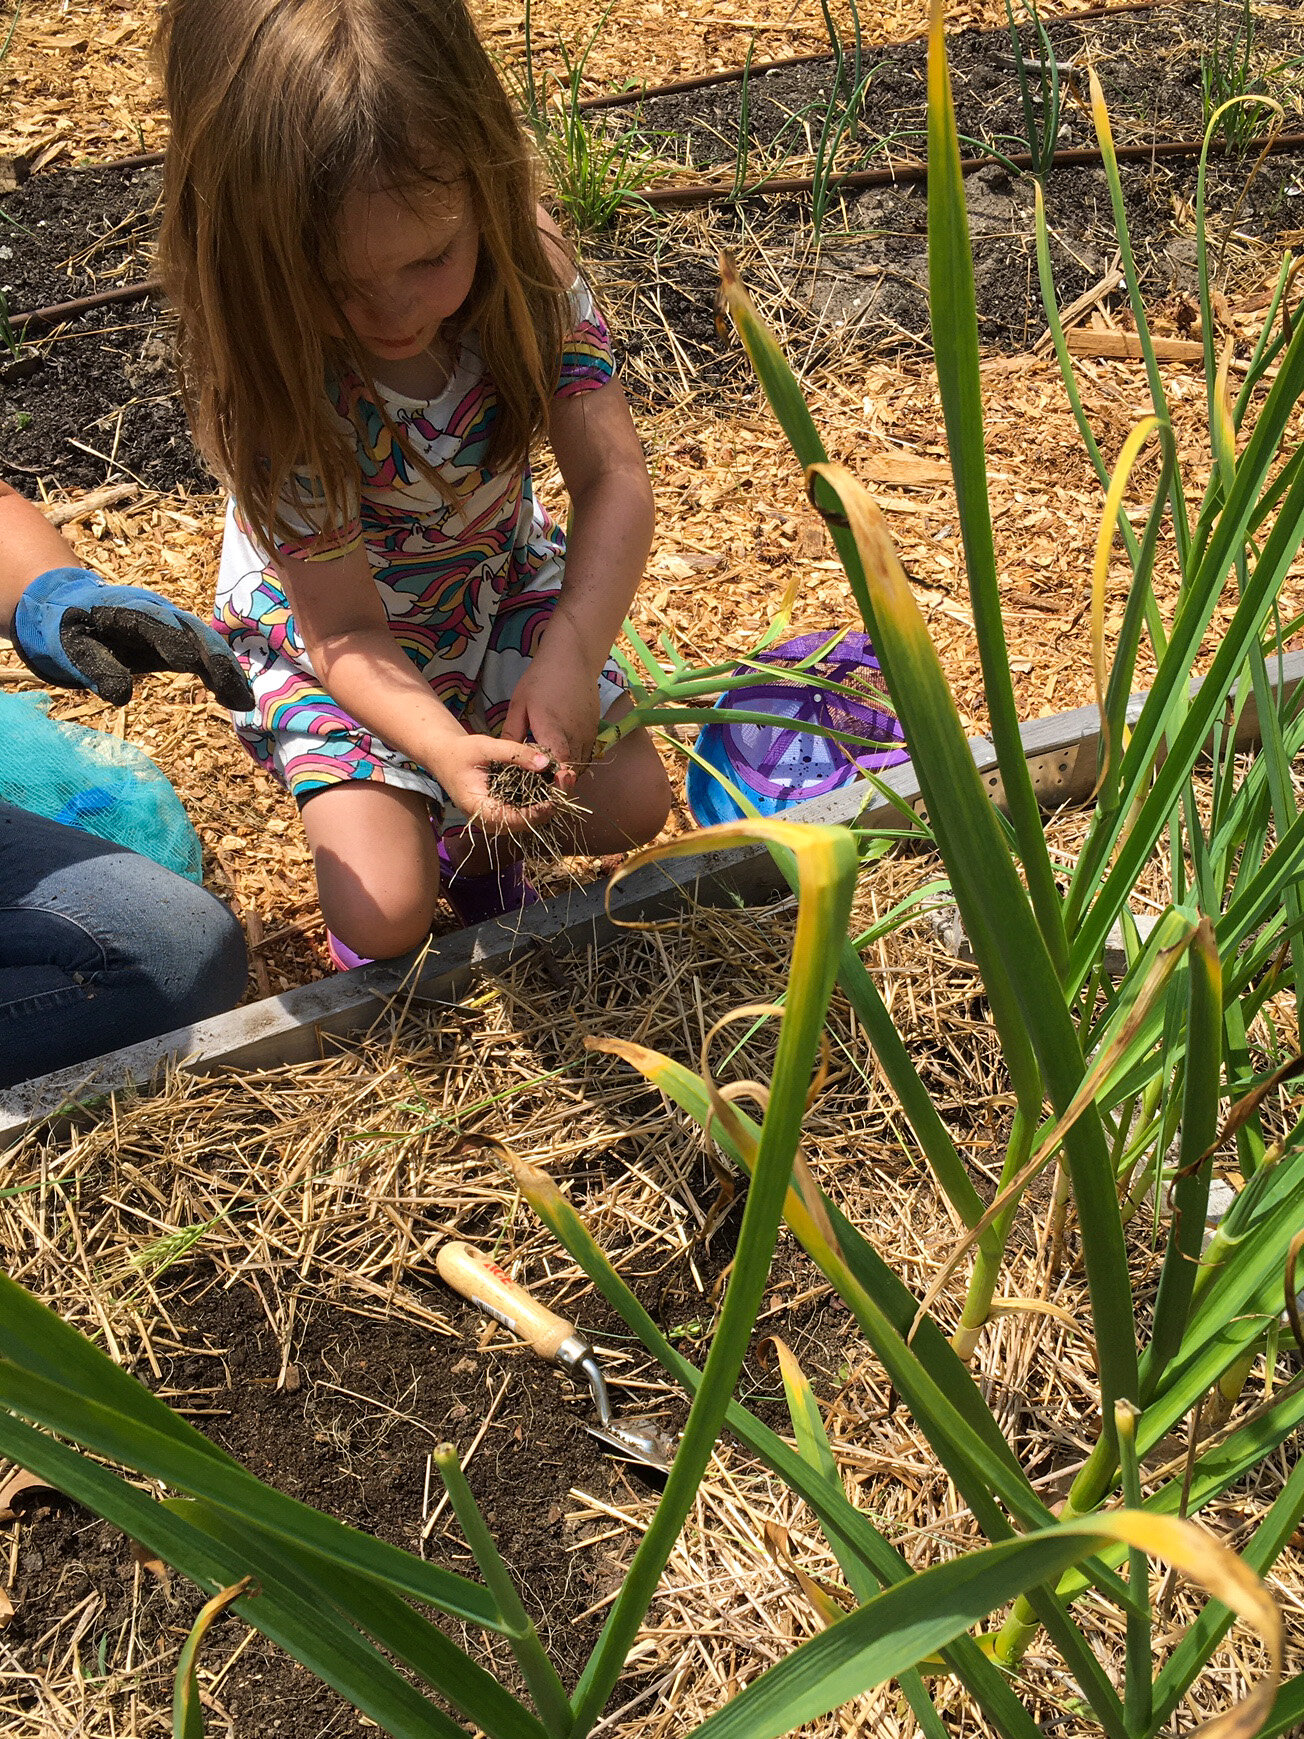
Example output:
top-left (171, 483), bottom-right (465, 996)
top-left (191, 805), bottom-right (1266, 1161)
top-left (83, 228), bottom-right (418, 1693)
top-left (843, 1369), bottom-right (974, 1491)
top-left (314, 854), bottom-right (440, 959)
top-left (302, 783), bottom-right (439, 957)
top-left (625, 757), bottom-right (673, 845)
top-left (621, 732), bottom-right (674, 836)
top-left (328, 899), bottom-right (437, 962)
top-left (313, 846), bottom-right (438, 957)
top-left (578, 737), bottom-right (671, 852)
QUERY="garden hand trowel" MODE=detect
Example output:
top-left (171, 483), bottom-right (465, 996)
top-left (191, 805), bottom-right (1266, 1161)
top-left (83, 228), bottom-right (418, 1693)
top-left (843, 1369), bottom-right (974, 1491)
top-left (435, 1240), bottom-right (675, 1476)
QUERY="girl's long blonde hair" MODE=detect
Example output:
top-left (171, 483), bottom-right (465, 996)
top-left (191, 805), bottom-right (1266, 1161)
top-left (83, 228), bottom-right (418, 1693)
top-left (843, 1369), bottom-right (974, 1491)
top-left (156, 0), bottom-right (568, 552)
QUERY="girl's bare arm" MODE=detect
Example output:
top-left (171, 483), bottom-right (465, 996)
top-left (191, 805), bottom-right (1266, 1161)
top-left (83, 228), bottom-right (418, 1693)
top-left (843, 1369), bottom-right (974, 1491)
top-left (279, 542), bottom-right (468, 760)
top-left (533, 205), bottom-right (655, 679)
top-left (500, 373), bottom-right (653, 772)
top-left (544, 375), bottom-right (655, 676)
top-left (276, 544), bottom-right (550, 817)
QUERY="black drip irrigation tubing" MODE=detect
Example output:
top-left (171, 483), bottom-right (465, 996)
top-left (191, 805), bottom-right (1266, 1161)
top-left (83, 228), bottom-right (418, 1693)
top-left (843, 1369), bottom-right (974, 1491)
top-left (574, 0), bottom-right (1186, 112)
top-left (98, 149), bottom-right (166, 172)
top-left (10, 127), bottom-right (1304, 327)
top-left (14, 279), bottom-right (162, 331)
top-left (634, 129), bottom-right (1304, 210)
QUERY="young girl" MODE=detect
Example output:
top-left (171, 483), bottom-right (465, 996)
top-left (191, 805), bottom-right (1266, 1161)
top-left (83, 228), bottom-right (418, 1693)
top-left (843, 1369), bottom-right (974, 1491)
top-left (156, 0), bottom-right (672, 966)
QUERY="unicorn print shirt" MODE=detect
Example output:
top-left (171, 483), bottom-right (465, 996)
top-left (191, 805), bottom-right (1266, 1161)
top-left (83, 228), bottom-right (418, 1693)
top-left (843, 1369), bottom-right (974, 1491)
top-left (213, 278), bottom-right (625, 820)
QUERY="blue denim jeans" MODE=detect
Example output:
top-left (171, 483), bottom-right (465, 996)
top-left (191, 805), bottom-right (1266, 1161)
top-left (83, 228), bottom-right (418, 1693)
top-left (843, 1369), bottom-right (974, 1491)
top-left (0, 801), bottom-right (248, 1089)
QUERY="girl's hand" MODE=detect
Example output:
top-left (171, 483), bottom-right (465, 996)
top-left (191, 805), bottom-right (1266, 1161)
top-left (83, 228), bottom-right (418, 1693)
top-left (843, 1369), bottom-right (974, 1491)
top-left (502, 656), bottom-right (600, 791)
top-left (433, 733), bottom-right (555, 832)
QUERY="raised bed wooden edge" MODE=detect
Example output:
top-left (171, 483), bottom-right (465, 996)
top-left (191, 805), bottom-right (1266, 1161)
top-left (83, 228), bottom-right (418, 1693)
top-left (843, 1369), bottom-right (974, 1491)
top-left (3, 648), bottom-right (1301, 1144)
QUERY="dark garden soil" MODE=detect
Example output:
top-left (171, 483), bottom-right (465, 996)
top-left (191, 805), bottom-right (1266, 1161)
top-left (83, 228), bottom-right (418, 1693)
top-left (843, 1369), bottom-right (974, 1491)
top-left (612, 1), bottom-right (1304, 167)
top-left (598, 135), bottom-right (1304, 408)
top-left (3, 2), bottom-right (1303, 491)
top-left (1, 1194), bottom-right (850, 1738)
top-left (0, 164), bottom-right (211, 498)
top-left (3, 1267), bottom-right (619, 1734)
top-left (598, 1), bottom-right (1304, 398)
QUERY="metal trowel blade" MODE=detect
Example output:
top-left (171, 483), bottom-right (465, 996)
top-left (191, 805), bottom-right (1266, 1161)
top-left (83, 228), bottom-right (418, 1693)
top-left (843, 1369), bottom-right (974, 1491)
top-left (585, 1417), bottom-right (676, 1476)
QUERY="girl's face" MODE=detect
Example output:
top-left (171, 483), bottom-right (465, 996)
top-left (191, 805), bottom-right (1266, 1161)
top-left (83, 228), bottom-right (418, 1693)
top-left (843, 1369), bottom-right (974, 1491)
top-left (333, 178), bottom-right (479, 364)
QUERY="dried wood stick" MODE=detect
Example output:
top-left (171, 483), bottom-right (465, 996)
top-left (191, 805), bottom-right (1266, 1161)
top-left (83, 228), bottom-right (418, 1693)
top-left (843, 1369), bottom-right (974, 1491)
top-left (1064, 330), bottom-right (1206, 363)
top-left (44, 482), bottom-right (140, 526)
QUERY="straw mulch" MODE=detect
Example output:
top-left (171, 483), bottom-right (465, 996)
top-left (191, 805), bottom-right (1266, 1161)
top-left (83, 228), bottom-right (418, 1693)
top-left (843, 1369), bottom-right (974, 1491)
top-left (3, 865), bottom-right (1299, 1736)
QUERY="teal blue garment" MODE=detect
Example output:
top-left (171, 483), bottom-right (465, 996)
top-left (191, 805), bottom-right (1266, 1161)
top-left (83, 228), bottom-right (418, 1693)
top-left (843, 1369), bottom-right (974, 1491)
top-left (0, 691), bottom-right (203, 883)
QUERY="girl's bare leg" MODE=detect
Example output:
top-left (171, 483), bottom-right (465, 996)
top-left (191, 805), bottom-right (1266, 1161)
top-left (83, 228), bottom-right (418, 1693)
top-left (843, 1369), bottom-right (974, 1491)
top-left (448, 699), bottom-right (674, 876)
top-left (449, 698), bottom-right (671, 873)
top-left (300, 782), bottom-right (440, 959)
top-left (567, 697), bottom-right (672, 855)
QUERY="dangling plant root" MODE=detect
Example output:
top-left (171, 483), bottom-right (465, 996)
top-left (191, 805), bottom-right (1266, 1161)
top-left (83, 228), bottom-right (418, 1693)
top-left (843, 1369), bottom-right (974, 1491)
top-left (464, 758), bottom-right (595, 869)
top-left (486, 758), bottom-right (591, 824)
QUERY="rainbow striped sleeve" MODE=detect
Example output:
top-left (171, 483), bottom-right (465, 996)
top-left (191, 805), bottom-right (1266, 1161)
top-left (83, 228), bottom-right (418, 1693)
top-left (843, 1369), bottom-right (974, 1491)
top-left (556, 274), bottom-right (615, 398)
top-left (270, 467), bottom-right (363, 563)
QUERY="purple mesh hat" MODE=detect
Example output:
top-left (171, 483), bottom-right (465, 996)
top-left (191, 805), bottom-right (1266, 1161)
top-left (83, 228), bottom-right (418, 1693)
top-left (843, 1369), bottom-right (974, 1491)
top-left (686, 630), bottom-right (909, 826)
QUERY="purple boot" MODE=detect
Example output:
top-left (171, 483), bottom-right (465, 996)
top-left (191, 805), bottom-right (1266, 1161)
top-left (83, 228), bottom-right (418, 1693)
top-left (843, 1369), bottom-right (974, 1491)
top-left (327, 931), bottom-right (373, 971)
top-left (438, 838), bottom-right (539, 926)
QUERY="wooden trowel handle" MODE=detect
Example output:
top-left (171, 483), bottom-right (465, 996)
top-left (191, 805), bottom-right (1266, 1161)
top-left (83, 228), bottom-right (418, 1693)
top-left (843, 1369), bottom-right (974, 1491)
top-left (436, 1240), bottom-right (578, 1362)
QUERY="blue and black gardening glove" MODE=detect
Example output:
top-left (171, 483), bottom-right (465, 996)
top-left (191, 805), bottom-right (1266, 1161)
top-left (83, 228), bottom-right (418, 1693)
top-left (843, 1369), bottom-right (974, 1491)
top-left (12, 567), bottom-right (254, 710)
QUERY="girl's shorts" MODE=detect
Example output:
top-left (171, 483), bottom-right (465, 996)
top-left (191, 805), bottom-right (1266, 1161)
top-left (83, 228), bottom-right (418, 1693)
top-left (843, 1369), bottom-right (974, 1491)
top-left (233, 580), bottom-right (627, 830)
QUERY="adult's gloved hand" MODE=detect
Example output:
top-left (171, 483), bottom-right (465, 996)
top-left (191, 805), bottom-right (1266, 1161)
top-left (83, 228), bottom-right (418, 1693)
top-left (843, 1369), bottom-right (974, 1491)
top-left (12, 567), bottom-right (254, 710)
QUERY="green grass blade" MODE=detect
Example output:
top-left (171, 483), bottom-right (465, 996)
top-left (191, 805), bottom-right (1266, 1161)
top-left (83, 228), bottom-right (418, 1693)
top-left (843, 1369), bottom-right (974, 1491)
top-left (432, 1446), bottom-right (571, 1737)
top-left (619, 614), bottom-right (669, 687)
top-left (506, 1154), bottom-right (1048, 1739)
top-left (569, 818), bottom-right (858, 1738)
top-left (1244, 640), bottom-right (1304, 1008)
top-left (0, 1360), bottom-right (505, 1630)
top-left (1092, 431), bottom-right (1176, 826)
top-left (803, 460), bottom-right (1139, 1435)
top-left (1070, 450), bottom-right (1304, 985)
top-left (1088, 68), bottom-right (1187, 552)
top-left (803, 467), bottom-right (1045, 1113)
top-left (1055, 1376), bottom-right (1304, 1604)
top-left (174, 1578), bottom-right (254, 1739)
top-left (1147, 1452), bottom-right (1304, 1732)
top-left (1140, 918), bottom-right (1222, 1398)
top-left (770, 1339), bottom-right (951, 1739)
top-left (744, 818), bottom-right (985, 1230)
top-left (684, 1512), bottom-right (1280, 1739)
top-left (0, 1410), bottom-right (253, 1596)
top-left (0, 1417), bottom-right (470, 1739)
top-left (171, 1500), bottom-right (547, 1739)
top-left (1232, 256), bottom-right (1301, 430)
top-left (926, 0), bottom-right (1067, 979)
top-left (1254, 1677), bottom-right (1304, 1739)
top-left (1115, 1403), bottom-right (1152, 1731)
top-left (719, 254), bottom-right (874, 632)
top-left (771, 1338), bottom-right (873, 1601)
top-left (0, 1268), bottom-right (240, 1466)
top-left (1032, 181), bottom-right (1145, 562)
